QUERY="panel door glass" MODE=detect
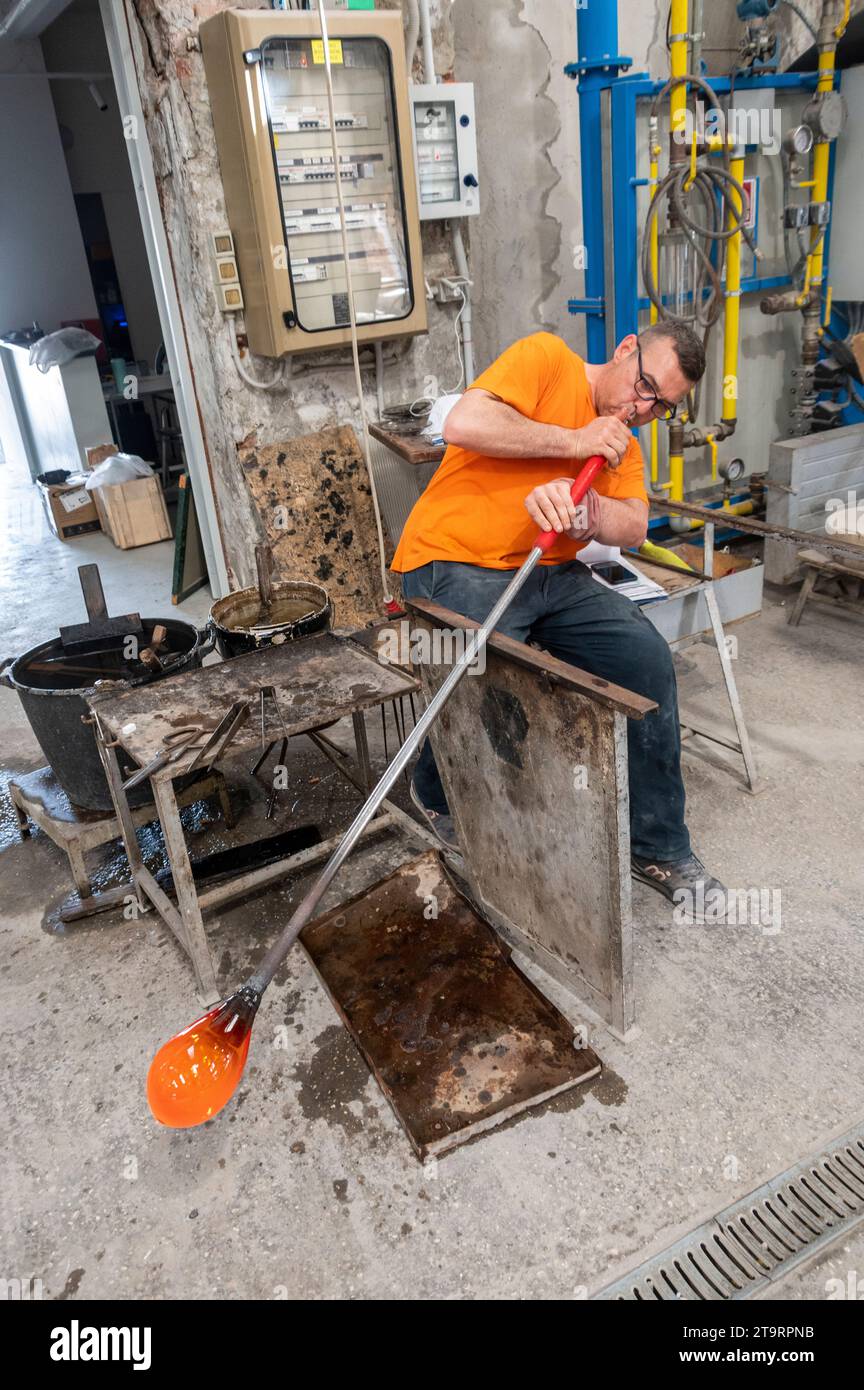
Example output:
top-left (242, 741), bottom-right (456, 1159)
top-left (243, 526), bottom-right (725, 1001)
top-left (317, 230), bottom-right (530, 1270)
top-left (261, 35), bottom-right (413, 332)
top-left (414, 98), bottom-right (460, 209)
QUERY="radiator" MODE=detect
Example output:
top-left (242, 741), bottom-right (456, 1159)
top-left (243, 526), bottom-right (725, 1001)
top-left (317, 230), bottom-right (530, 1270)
top-left (366, 435), bottom-right (439, 550)
top-left (765, 423), bottom-right (864, 584)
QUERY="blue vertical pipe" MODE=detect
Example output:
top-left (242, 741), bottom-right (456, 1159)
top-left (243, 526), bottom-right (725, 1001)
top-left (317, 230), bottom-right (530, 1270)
top-left (576, 2), bottom-right (621, 361)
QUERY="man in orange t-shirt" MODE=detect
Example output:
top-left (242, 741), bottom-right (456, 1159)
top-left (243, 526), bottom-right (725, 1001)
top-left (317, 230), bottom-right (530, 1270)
top-left (393, 321), bottom-right (726, 913)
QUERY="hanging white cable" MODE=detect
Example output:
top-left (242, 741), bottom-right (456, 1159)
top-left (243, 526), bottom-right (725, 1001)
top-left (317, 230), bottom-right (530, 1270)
top-left (450, 221), bottom-right (475, 385)
top-left (227, 313), bottom-right (285, 390)
top-left (316, 0), bottom-right (394, 607)
top-left (442, 287), bottom-right (467, 394)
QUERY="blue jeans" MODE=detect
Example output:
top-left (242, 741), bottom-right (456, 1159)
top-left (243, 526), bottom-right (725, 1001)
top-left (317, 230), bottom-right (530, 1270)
top-left (401, 558), bottom-right (690, 862)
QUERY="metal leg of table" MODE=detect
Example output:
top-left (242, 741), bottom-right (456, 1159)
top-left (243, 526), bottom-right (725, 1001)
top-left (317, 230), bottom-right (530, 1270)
top-left (93, 717), bottom-right (146, 915)
top-left (251, 738), bottom-right (278, 779)
top-left (216, 773), bottom-right (236, 829)
top-left (704, 584), bottom-right (759, 794)
top-left (150, 776), bottom-right (220, 1008)
top-left (352, 709), bottom-right (373, 792)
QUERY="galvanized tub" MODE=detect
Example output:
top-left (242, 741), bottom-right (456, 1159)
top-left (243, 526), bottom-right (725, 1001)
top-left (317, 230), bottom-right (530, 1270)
top-left (2, 617), bottom-right (205, 811)
top-left (208, 578), bottom-right (331, 660)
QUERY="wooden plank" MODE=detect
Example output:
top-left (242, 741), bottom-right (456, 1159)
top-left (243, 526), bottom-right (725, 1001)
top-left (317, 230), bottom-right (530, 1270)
top-left (171, 473), bottom-right (209, 603)
top-left (9, 764), bottom-right (226, 856)
top-left (150, 779), bottom-right (219, 1005)
top-left (649, 493), bottom-right (864, 563)
top-left (403, 598), bottom-right (655, 720)
top-left (797, 547), bottom-right (864, 577)
top-left (301, 851), bottom-right (602, 1161)
top-left (255, 542), bottom-right (273, 610)
top-left (368, 420), bottom-right (447, 466)
top-left (59, 614), bottom-right (144, 653)
top-left (78, 564), bottom-right (108, 621)
top-left (411, 613), bottom-right (637, 1034)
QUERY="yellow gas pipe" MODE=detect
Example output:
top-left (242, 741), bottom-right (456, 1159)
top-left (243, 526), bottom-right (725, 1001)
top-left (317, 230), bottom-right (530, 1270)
top-left (675, 499), bottom-right (755, 533)
top-left (669, 0), bottom-right (689, 145)
top-left (648, 127), bottom-right (661, 486)
top-left (663, 0), bottom-right (690, 501)
top-left (722, 152), bottom-right (744, 432)
top-left (809, 2), bottom-right (848, 292)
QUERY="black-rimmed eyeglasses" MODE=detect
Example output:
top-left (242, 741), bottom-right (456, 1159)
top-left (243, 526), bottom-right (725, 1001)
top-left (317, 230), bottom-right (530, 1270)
top-left (634, 343), bottom-right (678, 420)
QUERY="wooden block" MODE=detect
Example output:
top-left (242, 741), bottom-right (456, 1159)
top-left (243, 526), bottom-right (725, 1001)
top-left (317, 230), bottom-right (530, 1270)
top-left (85, 443), bottom-right (118, 471)
top-left (851, 333), bottom-right (864, 384)
top-left (93, 475), bottom-right (172, 549)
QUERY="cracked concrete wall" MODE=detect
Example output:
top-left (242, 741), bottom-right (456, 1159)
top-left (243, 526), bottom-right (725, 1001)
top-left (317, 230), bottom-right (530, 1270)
top-left (775, 0), bottom-right (864, 66)
top-left (121, 0), bottom-right (464, 589)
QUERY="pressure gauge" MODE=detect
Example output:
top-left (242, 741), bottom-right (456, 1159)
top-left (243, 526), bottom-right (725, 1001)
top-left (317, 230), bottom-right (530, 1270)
top-left (782, 123), bottom-right (813, 157)
top-left (802, 90), bottom-right (847, 141)
top-left (720, 457), bottom-right (745, 484)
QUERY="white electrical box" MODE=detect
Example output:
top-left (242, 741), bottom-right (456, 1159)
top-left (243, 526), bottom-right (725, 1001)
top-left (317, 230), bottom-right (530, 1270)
top-left (410, 82), bottom-right (479, 220)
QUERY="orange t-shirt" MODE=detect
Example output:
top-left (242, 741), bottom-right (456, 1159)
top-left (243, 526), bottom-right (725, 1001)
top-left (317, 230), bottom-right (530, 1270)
top-left (391, 332), bottom-right (648, 572)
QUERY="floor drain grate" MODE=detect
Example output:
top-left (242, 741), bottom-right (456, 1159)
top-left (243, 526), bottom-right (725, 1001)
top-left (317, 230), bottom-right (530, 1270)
top-left (594, 1120), bottom-right (864, 1300)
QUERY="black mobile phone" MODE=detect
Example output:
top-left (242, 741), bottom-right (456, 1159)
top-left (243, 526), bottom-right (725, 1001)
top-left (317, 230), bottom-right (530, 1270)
top-left (591, 562), bottom-right (633, 586)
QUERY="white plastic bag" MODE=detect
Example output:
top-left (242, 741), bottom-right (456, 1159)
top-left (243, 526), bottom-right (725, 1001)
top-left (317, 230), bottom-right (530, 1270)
top-left (85, 454), bottom-right (154, 489)
top-left (29, 327), bottom-right (101, 373)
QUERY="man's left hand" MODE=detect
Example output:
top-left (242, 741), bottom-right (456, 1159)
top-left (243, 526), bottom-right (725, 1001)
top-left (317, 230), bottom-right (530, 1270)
top-left (524, 478), bottom-right (601, 539)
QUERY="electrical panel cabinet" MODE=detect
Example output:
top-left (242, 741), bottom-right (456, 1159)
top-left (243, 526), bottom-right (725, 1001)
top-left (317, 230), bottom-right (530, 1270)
top-left (200, 8), bottom-right (426, 357)
top-left (410, 82), bottom-right (479, 220)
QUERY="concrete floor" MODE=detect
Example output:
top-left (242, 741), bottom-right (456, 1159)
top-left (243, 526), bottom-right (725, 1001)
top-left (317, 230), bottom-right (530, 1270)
top-left (1, 455), bottom-right (863, 1301)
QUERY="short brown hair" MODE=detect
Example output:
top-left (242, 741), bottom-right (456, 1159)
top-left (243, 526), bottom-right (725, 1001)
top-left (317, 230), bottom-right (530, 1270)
top-left (638, 320), bottom-right (706, 383)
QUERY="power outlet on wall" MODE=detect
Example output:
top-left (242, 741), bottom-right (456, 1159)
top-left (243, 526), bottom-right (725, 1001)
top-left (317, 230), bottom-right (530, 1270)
top-left (432, 275), bottom-right (469, 305)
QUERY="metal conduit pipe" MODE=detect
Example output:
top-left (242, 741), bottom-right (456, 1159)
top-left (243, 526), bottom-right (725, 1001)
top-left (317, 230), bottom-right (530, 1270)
top-left (404, 0), bottom-right (420, 74)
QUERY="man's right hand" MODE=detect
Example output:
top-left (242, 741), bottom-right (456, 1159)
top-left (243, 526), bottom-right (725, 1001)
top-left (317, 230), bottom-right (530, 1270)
top-left (571, 416), bottom-right (632, 468)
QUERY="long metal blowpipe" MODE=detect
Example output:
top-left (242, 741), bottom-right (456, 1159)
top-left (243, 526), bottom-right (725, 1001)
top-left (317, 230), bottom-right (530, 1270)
top-left (147, 457), bottom-right (607, 1128)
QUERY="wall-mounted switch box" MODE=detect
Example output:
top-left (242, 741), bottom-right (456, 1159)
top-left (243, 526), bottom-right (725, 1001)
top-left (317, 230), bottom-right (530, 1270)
top-left (410, 81), bottom-right (479, 220)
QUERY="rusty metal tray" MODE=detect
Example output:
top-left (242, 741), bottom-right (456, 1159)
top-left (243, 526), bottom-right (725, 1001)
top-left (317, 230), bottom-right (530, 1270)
top-left (300, 851), bottom-right (601, 1161)
top-left (87, 630), bottom-right (418, 775)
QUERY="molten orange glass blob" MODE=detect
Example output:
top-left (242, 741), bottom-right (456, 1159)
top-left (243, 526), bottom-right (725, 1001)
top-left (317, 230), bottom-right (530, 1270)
top-left (147, 991), bottom-right (258, 1128)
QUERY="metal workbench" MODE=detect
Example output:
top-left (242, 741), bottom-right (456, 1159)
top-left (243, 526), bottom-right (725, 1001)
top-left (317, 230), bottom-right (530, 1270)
top-left (87, 632), bottom-right (424, 1005)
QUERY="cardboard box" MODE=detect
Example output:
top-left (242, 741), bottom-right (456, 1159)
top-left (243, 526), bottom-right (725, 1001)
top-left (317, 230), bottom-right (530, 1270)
top-left (92, 474), bottom-right (173, 549)
top-left (36, 477), bottom-right (101, 541)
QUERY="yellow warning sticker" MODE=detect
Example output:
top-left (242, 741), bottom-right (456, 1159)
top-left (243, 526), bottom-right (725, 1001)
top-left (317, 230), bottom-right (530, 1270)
top-left (311, 39), bottom-right (343, 65)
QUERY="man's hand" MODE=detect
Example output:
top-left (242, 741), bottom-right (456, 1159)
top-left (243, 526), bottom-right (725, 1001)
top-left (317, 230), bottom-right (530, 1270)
top-left (570, 415), bottom-right (632, 468)
top-left (524, 478), bottom-right (601, 537)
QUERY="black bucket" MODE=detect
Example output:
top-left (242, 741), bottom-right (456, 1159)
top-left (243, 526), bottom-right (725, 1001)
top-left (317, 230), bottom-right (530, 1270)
top-left (208, 578), bottom-right (331, 660)
top-left (3, 617), bottom-right (206, 812)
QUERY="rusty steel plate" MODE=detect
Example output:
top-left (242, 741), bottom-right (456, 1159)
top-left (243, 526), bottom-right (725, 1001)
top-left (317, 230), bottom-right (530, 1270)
top-left (88, 631), bottom-right (418, 774)
top-left (300, 851), bottom-right (601, 1161)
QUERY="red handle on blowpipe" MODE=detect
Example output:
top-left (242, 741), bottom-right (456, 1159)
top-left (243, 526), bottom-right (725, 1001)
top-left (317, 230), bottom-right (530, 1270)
top-left (534, 454), bottom-right (607, 553)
